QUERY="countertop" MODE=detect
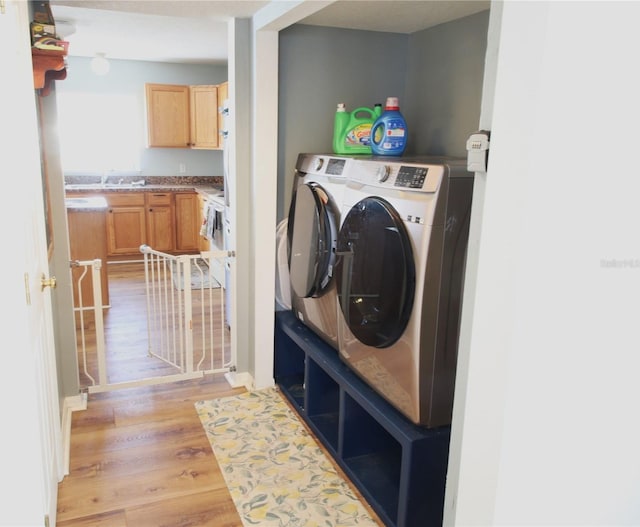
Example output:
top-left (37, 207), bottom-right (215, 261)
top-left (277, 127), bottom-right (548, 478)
top-left (65, 196), bottom-right (109, 212)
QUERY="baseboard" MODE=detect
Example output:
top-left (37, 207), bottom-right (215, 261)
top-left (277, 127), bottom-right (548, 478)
top-left (61, 393), bottom-right (87, 477)
top-left (224, 371), bottom-right (254, 391)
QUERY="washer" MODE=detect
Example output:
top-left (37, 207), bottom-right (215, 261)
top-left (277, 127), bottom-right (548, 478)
top-left (335, 157), bottom-right (474, 427)
top-left (287, 153), bottom-right (351, 349)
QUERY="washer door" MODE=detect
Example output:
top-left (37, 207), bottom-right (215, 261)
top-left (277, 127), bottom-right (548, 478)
top-left (288, 183), bottom-right (337, 298)
top-left (336, 196), bottom-right (415, 348)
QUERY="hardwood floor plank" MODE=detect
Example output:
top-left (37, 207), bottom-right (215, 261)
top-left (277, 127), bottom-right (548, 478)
top-left (124, 489), bottom-right (242, 527)
top-left (57, 509), bottom-right (128, 527)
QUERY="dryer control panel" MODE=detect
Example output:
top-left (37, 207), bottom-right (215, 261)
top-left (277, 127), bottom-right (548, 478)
top-left (349, 160), bottom-right (443, 193)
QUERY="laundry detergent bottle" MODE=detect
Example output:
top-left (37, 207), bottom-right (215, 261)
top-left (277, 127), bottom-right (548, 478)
top-left (333, 103), bottom-right (382, 155)
top-left (371, 97), bottom-right (408, 156)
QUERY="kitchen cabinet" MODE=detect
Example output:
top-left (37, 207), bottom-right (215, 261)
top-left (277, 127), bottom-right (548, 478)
top-left (146, 192), bottom-right (175, 253)
top-left (66, 190), bottom-right (206, 258)
top-left (145, 83), bottom-right (190, 148)
top-left (146, 83), bottom-right (226, 150)
top-left (190, 85), bottom-right (219, 149)
top-left (105, 193), bottom-right (147, 256)
top-left (66, 199), bottom-right (110, 317)
top-left (175, 192), bottom-right (201, 253)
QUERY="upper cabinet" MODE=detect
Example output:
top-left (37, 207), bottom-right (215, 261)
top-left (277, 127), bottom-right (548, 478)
top-left (145, 83), bottom-right (190, 147)
top-left (190, 85), bottom-right (219, 149)
top-left (145, 82), bottom-right (226, 150)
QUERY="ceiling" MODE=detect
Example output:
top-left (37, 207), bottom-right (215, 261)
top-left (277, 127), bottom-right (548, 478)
top-left (50, 0), bottom-right (490, 64)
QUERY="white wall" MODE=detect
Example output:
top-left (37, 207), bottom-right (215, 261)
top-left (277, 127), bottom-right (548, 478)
top-left (448, 2), bottom-right (640, 524)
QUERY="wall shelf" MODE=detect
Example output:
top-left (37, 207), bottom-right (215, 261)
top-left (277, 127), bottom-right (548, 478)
top-left (274, 310), bottom-right (451, 527)
top-left (32, 48), bottom-right (67, 95)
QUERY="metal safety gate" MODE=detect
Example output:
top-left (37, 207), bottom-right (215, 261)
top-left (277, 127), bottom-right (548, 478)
top-left (140, 245), bottom-right (236, 378)
top-left (72, 247), bottom-right (235, 393)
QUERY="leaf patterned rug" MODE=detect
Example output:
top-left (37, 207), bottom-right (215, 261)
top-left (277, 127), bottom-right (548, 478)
top-left (195, 387), bottom-right (381, 527)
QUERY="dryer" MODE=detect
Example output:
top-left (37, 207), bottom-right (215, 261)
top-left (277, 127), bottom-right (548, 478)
top-left (287, 153), bottom-right (350, 349)
top-left (335, 157), bottom-right (474, 427)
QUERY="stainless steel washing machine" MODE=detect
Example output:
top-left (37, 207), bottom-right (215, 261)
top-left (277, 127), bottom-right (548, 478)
top-left (335, 157), bottom-right (474, 427)
top-left (287, 153), bottom-right (351, 349)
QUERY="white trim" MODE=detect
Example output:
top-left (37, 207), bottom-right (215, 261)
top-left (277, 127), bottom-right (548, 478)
top-left (87, 371), bottom-right (205, 394)
top-left (224, 371), bottom-right (255, 391)
top-left (61, 394), bottom-right (87, 476)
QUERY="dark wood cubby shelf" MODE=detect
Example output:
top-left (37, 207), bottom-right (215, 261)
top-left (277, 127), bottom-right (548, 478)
top-left (274, 310), bottom-right (452, 527)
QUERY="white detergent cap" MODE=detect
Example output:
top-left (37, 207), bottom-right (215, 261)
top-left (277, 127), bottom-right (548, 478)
top-left (385, 97), bottom-right (399, 109)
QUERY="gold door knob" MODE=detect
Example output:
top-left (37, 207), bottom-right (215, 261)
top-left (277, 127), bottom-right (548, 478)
top-left (41, 274), bottom-right (57, 291)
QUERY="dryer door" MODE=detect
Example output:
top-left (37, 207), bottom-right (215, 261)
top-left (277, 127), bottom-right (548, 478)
top-left (336, 196), bottom-right (415, 348)
top-left (288, 183), bottom-right (337, 298)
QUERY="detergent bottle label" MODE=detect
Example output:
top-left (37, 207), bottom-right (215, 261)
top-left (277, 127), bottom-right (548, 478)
top-left (380, 118), bottom-right (406, 150)
top-left (345, 123), bottom-right (373, 147)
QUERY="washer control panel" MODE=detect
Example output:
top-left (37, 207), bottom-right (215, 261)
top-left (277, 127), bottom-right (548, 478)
top-left (395, 166), bottom-right (429, 188)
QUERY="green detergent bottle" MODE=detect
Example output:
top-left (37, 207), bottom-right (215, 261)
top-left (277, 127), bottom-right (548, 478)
top-left (332, 103), bottom-right (382, 155)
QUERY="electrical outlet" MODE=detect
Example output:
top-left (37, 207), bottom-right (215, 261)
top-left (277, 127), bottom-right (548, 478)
top-left (179, 163), bottom-right (186, 174)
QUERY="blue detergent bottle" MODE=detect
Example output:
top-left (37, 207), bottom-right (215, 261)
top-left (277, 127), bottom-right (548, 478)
top-left (371, 97), bottom-right (408, 156)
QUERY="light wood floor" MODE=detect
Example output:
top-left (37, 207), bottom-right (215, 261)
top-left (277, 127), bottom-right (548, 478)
top-left (59, 261), bottom-right (246, 526)
top-left (58, 261), bottom-right (383, 527)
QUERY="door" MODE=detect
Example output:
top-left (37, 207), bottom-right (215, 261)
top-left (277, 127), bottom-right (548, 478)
top-left (335, 196), bottom-right (416, 348)
top-left (288, 182), bottom-right (338, 299)
top-left (1, 1), bottom-right (62, 525)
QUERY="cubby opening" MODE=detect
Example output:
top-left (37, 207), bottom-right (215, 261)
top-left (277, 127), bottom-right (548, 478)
top-left (273, 323), bottom-right (306, 410)
top-left (341, 391), bottom-right (402, 523)
top-left (305, 359), bottom-right (340, 451)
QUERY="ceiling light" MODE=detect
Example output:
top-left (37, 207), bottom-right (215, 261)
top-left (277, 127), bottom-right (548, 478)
top-left (91, 53), bottom-right (110, 76)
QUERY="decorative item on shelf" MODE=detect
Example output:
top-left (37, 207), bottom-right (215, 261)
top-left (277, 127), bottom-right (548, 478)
top-left (33, 37), bottom-right (69, 52)
top-left (90, 53), bottom-right (110, 76)
top-left (32, 0), bottom-right (55, 25)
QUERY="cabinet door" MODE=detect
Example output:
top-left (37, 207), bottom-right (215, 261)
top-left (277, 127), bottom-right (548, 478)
top-left (190, 85), bottom-right (218, 149)
top-left (175, 192), bottom-right (200, 252)
top-left (147, 192), bottom-right (175, 253)
top-left (107, 206), bottom-right (147, 255)
top-left (145, 83), bottom-right (190, 148)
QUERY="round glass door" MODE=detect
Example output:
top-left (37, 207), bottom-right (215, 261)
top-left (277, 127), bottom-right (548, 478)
top-left (288, 183), bottom-right (337, 298)
top-left (336, 196), bottom-right (415, 348)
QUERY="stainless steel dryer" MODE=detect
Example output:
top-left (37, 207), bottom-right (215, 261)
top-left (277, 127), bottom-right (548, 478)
top-left (335, 157), bottom-right (474, 427)
top-left (287, 153), bottom-right (351, 349)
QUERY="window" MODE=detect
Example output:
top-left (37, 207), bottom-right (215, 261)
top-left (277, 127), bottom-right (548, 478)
top-left (56, 92), bottom-right (142, 175)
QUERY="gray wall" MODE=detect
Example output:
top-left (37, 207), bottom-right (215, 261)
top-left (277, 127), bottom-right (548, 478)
top-left (406, 10), bottom-right (489, 157)
top-left (278, 24), bottom-right (408, 218)
top-left (277, 11), bottom-right (490, 219)
top-left (57, 57), bottom-right (227, 177)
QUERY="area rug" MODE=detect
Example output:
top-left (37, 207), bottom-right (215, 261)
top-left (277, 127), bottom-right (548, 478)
top-left (195, 387), bottom-right (380, 527)
top-left (172, 258), bottom-right (220, 290)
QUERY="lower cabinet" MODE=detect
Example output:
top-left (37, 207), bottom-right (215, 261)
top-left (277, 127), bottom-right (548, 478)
top-left (146, 192), bottom-right (175, 252)
top-left (68, 190), bottom-right (212, 258)
top-left (106, 193), bottom-right (147, 255)
top-left (274, 310), bottom-right (451, 527)
top-left (175, 192), bottom-right (200, 253)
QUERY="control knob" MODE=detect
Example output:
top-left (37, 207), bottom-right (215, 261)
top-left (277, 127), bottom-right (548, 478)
top-left (314, 157), bottom-right (324, 171)
top-left (376, 165), bottom-right (391, 182)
